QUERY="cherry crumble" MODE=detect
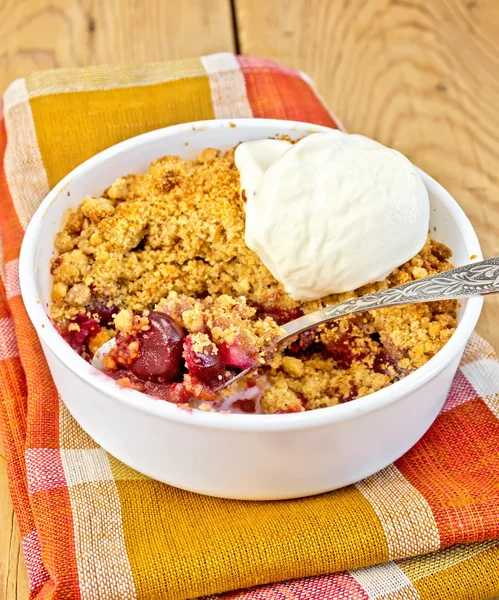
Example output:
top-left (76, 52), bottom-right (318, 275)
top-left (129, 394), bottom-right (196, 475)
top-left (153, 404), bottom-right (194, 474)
top-left (50, 145), bottom-right (457, 413)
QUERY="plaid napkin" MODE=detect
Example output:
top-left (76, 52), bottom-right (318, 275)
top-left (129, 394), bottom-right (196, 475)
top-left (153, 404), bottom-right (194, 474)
top-left (1, 52), bottom-right (499, 600)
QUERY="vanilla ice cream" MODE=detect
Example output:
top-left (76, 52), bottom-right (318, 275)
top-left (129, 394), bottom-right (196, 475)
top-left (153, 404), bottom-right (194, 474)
top-left (235, 131), bottom-right (430, 301)
top-left (235, 139), bottom-right (292, 202)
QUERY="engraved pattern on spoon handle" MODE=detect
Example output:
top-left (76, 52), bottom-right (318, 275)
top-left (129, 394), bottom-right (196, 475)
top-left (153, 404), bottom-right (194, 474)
top-left (281, 257), bottom-right (499, 341)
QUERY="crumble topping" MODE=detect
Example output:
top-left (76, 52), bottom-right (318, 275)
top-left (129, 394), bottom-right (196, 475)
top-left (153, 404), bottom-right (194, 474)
top-left (156, 292), bottom-right (282, 364)
top-left (50, 146), bottom-right (457, 413)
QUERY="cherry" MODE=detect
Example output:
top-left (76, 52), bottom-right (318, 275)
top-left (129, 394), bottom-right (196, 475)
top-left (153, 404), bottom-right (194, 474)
top-left (183, 337), bottom-right (225, 388)
top-left (254, 304), bottom-right (303, 326)
top-left (89, 301), bottom-right (119, 326)
top-left (62, 314), bottom-right (101, 354)
top-left (232, 398), bottom-right (256, 413)
top-left (287, 330), bottom-right (315, 355)
top-left (130, 312), bottom-right (185, 383)
top-left (218, 341), bottom-right (255, 370)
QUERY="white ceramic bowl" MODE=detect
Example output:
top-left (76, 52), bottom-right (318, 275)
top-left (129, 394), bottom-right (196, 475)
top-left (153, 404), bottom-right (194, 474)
top-left (20, 119), bottom-right (483, 500)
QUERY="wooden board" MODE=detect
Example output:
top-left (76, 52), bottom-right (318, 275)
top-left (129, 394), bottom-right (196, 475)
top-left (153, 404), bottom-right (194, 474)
top-left (0, 442), bottom-right (29, 600)
top-left (0, 0), bottom-right (235, 91)
top-left (235, 0), bottom-right (499, 349)
top-left (0, 1), bottom-right (234, 595)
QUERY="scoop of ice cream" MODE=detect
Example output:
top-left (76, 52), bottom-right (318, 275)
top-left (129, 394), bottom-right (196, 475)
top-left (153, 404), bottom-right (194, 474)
top-left (235, 131), bottom-right (430, 301)
top-left (235, 139), bottom-right (291, 202)
top-left (235, 131), bottom-right (429, 300)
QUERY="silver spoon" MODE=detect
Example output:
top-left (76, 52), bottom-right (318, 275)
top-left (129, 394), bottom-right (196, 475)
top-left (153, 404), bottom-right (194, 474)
top-left (93, 257), bottom-right (499, 390)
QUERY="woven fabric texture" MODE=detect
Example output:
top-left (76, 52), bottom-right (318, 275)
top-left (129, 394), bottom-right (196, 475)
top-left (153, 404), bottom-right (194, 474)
top-left (0, 52), bottom-right (498, 600)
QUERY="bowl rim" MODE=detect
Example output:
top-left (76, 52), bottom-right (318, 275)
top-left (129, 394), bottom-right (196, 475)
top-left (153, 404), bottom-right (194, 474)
top-left (19, 117), bottom-right (484, 432)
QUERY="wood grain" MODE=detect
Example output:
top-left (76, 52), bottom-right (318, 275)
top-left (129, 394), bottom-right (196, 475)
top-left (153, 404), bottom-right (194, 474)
top-left (0, 0), bottom-right (235, 92)
top-left (235, 0), bottom-right (499, 350)
top-left (0, 440), bottom-right (29, 600)
top-left (0, 0), bottom-right (234, 595)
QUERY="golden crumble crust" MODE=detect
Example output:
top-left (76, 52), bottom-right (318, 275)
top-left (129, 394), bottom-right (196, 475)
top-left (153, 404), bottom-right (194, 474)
top-left (51, 146), bottom-right (458, 413)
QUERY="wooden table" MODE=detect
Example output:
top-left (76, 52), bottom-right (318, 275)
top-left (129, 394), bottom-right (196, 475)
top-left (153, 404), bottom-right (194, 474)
top-left (1, 1), bottom-right (498, 597)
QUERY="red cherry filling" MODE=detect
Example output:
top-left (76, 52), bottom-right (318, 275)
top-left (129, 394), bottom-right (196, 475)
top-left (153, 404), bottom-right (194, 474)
top-left (254, 304), bottom-right (303, 326)
top-left (107, 370), bottom-right (193, 403)
top-left (166, 382), bottom-right (193, 404)
top-left (342, 384), bottom-right (359, 403)
top-left (62, 314), bottom-right (101, 354)
top-left (287, 329), bottom-right (315, 355)
top-left (232, 398), bottom-right (256, 413)
top-left (324, 333), bottom-right (368, 369)
top-left (183, 337), bottom-right (225, 387)
top-left (184, 374), bottom-right (216, 402)
top-left (130, 312), bottom-right (185, 383)
top-left (89, 301), bottom-right (119, 326)
top-left (103, 303), bottom-right (289, 404)
top-left (218, 341), bottom-right (256, 370)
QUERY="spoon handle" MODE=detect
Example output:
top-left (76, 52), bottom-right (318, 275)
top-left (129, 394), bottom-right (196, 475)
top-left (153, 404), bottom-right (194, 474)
top-left (281, 256), bottom-right (499, 342)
